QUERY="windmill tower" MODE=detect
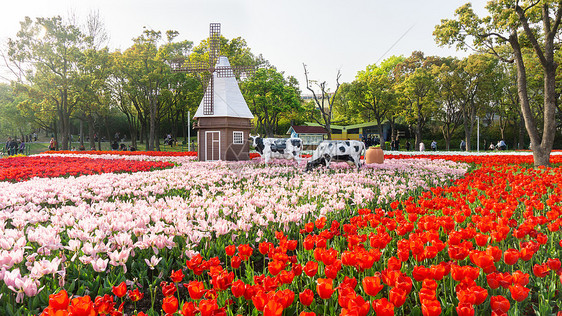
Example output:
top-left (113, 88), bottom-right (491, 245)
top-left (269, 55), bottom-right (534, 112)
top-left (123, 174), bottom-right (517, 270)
top-left (172, 23), bottom-right (255, 161)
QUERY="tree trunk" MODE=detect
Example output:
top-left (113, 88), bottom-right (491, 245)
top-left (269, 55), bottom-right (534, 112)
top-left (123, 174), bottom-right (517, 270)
top-left (59, 111), bottom-right (70, 151)
top-left (79, 119), bottom-right (84, 148)
top-left (518, 111), bottom-right (525, 149)
top-left (130, 125), bottom-right (137, 149)
top-left (148, 96), bottom-right (156, 151)
top-left (88, 116), bottom-right (95, 150)
top-left (104, 116), bottom-right (111, 149)
top-left (415, 100), bottom-right (422, 148)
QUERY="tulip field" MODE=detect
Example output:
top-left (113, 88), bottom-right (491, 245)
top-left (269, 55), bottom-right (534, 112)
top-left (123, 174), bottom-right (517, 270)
top-left (1, 151), bottom-right (562, 315)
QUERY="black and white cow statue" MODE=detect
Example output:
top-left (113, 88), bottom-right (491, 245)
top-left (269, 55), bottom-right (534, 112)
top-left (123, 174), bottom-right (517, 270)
top-left (306, 140), bottom-right (366, 171)
top-left (249, 135), bottom-right (303, 164)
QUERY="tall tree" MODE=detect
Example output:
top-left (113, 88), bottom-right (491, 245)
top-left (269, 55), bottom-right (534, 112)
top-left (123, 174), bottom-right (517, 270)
top-left (350, 56), bottom-right (405, 140)
top-left (434, 1), bottom-right (562, 166)
top-left (394, 51), bottom-right (442, 148)
top-left (434, 59), bottom-right (463, 150)
top-left (454, 54), bottom-right (503, 151)
top-left (7, 16), bottom-right (88, 149)
top-left (119, 29), bottom-right (167, 151)
top-left (303, 64), bottom-right (341, 140)
top-left (241, 68), bottom-right (301, 137)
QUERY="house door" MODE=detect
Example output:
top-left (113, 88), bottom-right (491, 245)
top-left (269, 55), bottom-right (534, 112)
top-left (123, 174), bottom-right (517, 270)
top-left (205, 131), bottom-right (220, 161)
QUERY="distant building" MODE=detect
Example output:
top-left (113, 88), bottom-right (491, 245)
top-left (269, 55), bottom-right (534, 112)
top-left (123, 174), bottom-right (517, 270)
top-left (304, 121), bottom-right (392, 141)
top-left (286, 125), bottom-right (328, 149)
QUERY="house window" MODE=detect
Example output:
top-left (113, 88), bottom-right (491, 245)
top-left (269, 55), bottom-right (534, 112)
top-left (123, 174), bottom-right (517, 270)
top-left (233, 131), bottom-right (244, 144)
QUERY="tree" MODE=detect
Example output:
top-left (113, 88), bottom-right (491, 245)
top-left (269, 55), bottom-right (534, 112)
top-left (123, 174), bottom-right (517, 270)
top-left (241, 68), bottom-right (301, 137)
top-left (433, 59), bottom-right (463, 150)
top-left (434, 1), bottom-right (562, 166)
top-left (158, 33), bottom-right (199, 143)
top-left (350, 56), bottom-right (405, 140)
top-left (118, 29), bottom-right (168, 151)
top-left (394, 52), bottom-right (442, 148)
top-left (455, 54), bottom-right (503, 151)
top-left (0, 83), bottom-right (31, 139)
top-left (7, 16), bottom-right (88, 150)
top-left (303, 64), bottom-right (341, 140)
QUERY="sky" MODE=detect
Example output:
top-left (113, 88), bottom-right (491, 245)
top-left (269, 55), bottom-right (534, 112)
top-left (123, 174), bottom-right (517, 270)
top-left (0, 0), bottom-right (490, 93)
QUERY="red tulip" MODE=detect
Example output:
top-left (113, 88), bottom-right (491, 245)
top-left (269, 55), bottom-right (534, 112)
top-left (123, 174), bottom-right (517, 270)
top-left (547, 258), bottom-right (561, 271)
top-left (486, 273), bottom-right (500, 290)
top-left (304, 261), bottom-right (318, 277)
top-left (533, 263), bottom-right (550, 278)
top-left (419, 288), bottom-right (437, 302)
top-left (325, 262), bottom-right (340, 279)
top-left (512, 270), bottom-right (530, 286)
top-left (275, 289), bottom-right (295, 309)
top-left (162, 296), bottom-right (179, 314)
top-left (237, 244), bottom-right (252, 260)
top-left (389, 287), bottom-right (407, 307)
top-left (263, 299), bottom-right (283, 316)
top-left (225, 245), bottom-right (236, 256)
top-left (187, 281), bottom-right (205, 300)
top-left (503, 249), bottom-right (519, 265)
top-left (231, 255), bottom-right (242, 269)
top-left (68, 296), bottom-right (95, 315)
top-left (268, 260), bottom-right (285, 276)
top-left (48, 290), bottom-right (70, 310)
top-left (231, 280), bottom-right (245, 298)
top-left (362, 276), bottom-right (383, 297)
top-left (299, 289), bottom-right (314, 306)
top-left (279, 270), bottom-right (295, 285)
top-left (474, 233), bottom-right (488, 247)
top-left (508, 284), bottom-right (530, 302)
top-left (161, 281), bottom-right (177, 297)
top-left (128, 289), bottom-right (144, 302)
top-left (112, 282), bottom-right (127, 298)
top-left (180, 302), bottom-right (197, 316)
top-left (412, 266), bottom-right (431, 281)
top-left (251, 291), bottom-right (268, 312)
top-left (472, 285), bottom-right (488, 305)
top-left (373, 298), bottom-right (394, 316)
top-left (469, 250), bottom-right (496, 273)
top-left (430, 264), bottom-right (446, 280)
top-left (490, 295), bottom-right (510, 313)
top-left (257, 242), bottom-right (271, 255)
top-left (315, 217), bottom-right (327, 229)
top-left (170, 269), bottom-right (184, 283)
top-left (421, 299), bottom-right (441, 316)
top-left (456, 302), bottom-right (475, 316)
top-left (199, 299), bottom-right (220, 316)
top-left (316, 278), bottom-right (334, 299)
top-left (345, 294), bottom-right (370, 316)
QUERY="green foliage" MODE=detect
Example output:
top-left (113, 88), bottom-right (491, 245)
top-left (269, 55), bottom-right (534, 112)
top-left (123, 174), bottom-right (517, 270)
top-left (241, 68), bottom-right (302, 137)
top-left (342, 56), bottom-right (404, 129)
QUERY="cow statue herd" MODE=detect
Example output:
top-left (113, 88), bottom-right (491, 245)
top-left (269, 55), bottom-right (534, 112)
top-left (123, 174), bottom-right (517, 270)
top-left (249, 135), bottom-right (367, 171)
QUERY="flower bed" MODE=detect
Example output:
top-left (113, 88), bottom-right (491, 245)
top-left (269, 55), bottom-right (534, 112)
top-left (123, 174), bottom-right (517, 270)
top-left (0, 156), bottom-right (174, 182)
top-left (36, 160), bottom-right (562, 316)
top-left (46, 150), bottom-right (198, 157)
top-left (386, 152), bottom-right (562, 165)
top-left (46, 150), bottom-right (263, 160)
top-left (0, 157), bottom-right (467, 314)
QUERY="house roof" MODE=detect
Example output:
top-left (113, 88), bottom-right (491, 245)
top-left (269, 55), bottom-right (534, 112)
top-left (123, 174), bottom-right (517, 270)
top-left (194, 56), bottom-right (254, 119)
top-left (305, 120), bottom-right (387, 130)
top-left (288, 125), bottom-right (328, 134)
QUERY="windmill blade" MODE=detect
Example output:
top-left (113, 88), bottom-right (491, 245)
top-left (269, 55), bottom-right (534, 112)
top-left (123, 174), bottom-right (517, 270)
top-left (209, 23), bottom-right (221, 67)
top-left (203, 74), bottom-right (214, 115)
top-left (215, 65), bottom-right (256, 78)
top-left (171, 60), bottom-right (209, 73)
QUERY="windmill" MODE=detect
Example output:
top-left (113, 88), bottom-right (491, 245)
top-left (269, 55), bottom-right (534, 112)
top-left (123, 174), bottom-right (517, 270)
top-left (171, 23), bottom-right (255, 115)
top-left (171, 23), bottom-right (256, 161)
